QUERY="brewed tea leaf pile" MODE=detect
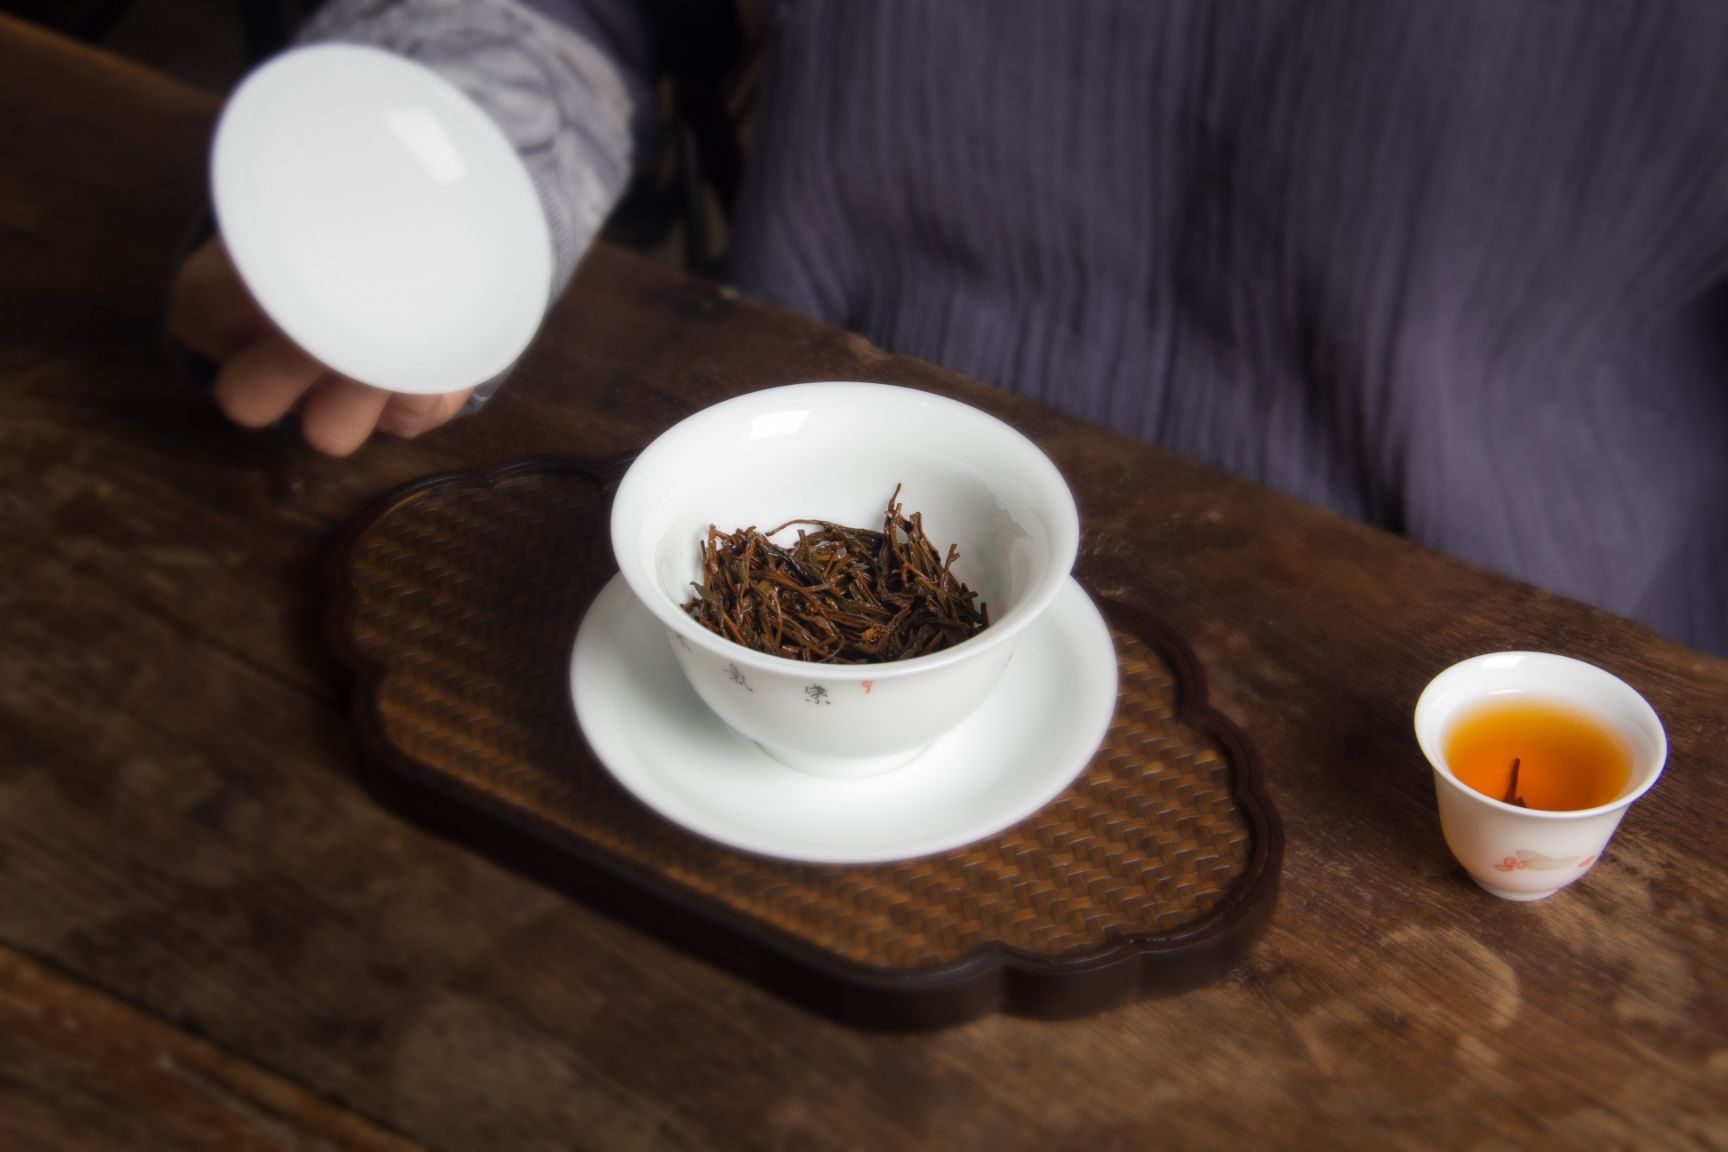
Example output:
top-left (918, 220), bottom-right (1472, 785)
top-left (683, 485), bottom-right (990, 663)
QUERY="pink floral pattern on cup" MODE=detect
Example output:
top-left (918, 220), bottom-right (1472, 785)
top-left (1492, 849), bottom-right (1597, 873)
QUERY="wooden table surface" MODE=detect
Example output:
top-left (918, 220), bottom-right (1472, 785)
top-left (4, 15), bottom-right (1725, 1150)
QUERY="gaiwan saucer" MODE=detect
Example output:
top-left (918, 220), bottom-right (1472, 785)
top-left (570, 573), bottom-right (1118, 864)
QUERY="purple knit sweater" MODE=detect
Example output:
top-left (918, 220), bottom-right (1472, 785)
top-left (304, 0), bottom-right (1728, 655)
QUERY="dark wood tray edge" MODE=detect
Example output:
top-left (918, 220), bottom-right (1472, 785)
top-left (326, 457), bottom-right (1285, 1031)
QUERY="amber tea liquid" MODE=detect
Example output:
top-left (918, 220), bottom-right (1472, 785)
top-left (1444, 695), bottom-right (1632, 812)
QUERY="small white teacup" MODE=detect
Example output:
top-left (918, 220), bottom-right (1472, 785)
top-left (1413, 652), bottom-right (1667, 901)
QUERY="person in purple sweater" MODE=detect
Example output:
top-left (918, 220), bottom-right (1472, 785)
top-left (170, 0), bottom-right (1728, 657)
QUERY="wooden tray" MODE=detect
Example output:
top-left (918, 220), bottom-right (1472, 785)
top-left (328, 458), bottom-right (1283, 1029)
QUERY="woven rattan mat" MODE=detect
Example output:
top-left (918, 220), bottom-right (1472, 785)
top-left (331, 459), bottom-right (1281, 1027)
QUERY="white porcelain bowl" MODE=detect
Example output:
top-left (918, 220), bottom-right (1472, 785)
top-left (609, 382), bottom-right (1081, 777)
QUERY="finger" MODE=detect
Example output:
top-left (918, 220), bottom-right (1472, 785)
top-left (213, 332), bottom-right (326, 428)
top-left (377, 388), bottom-right (475, 439)
top-left (298, 376), bottom-right (392, 457)
top-left (168, 237), bottom-right (273, 361)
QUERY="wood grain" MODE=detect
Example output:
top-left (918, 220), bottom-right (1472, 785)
top-left (0, 945), bottom-right (425, 1152)
top-left (2, 12), bottom-right (1726, 1150)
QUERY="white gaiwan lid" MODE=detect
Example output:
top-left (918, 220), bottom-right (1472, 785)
top-left (212, 43), bottom-right (551, 395)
